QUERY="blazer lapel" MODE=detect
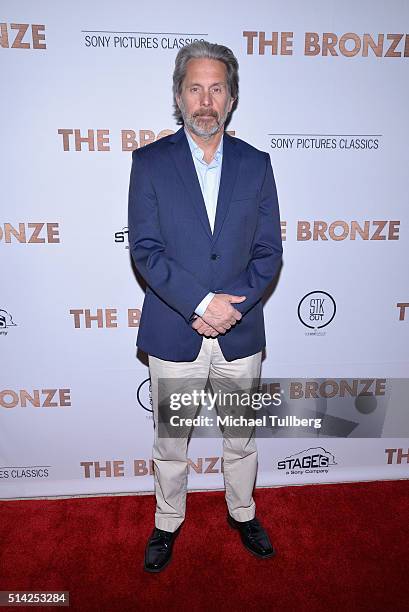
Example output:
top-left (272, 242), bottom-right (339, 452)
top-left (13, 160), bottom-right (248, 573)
top-left (169, 128), bottom-right (212, 239)
top-left (212, 132), bottom-right (241, 245)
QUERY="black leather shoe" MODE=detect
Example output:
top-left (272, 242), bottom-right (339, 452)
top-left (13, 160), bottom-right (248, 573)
top-left (144, 527), bottom-right (180, 573)
top-left (228, 514), bottom-right (276, 558)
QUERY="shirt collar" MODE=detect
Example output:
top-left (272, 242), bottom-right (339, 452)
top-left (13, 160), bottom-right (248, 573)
top-left (184, 127), bottom-right (223, 165)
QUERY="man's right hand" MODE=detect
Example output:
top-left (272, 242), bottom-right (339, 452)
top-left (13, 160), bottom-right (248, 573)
top-left (201, 294), bottom-right (246, 334)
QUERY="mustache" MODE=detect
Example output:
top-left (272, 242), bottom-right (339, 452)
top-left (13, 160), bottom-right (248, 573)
top-left (193, 110), bottom-right (218, 118)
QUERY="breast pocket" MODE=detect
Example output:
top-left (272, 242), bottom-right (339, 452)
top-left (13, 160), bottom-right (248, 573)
top-left (230, 194), bottom-right (258, 220)
top-left (230, 191), bottom-right (259, 203)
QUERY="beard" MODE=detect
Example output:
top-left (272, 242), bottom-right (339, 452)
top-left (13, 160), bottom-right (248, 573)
top-left (178, 98), bottom-right (231, 139)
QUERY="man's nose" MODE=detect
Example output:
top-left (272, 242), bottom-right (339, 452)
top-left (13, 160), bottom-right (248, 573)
top-left (200, 90), bottom-right (212, 106)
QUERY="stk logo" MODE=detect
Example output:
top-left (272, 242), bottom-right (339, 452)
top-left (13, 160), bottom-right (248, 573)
top-left (298, 291), bottom-right (336, 329)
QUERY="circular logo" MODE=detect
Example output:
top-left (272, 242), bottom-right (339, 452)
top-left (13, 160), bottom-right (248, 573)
top-left (136, 378), bottom-right (152, 412)
top-left (298, 291), bottom-right (336, 329)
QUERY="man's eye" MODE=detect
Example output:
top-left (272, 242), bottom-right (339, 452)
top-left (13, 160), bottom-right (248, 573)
top-left (190, 87), bottom-right (199, 93)
top-left (212, 87), bottom-right (221, 94)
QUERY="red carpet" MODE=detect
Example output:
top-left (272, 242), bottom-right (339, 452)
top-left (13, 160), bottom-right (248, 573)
top-left (0, 480), bottom-right (408, 611)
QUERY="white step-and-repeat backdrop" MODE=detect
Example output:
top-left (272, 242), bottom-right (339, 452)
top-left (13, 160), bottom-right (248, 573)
top-left (1, 0), bottom-right (409, 498)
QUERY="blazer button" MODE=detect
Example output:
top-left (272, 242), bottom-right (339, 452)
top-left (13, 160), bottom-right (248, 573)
top-left (211, 254), bottom-right (220, 260)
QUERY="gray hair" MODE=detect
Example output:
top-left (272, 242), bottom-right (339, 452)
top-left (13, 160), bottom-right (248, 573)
top-left (172, 41), bottom-right (239, 125)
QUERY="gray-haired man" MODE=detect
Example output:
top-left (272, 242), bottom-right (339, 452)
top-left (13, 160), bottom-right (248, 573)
top-left (128, 41), bottom-right (283, 572)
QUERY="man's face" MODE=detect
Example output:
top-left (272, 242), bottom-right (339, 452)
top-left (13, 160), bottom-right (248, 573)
top-left (176, 58), bottom-right (234, 139)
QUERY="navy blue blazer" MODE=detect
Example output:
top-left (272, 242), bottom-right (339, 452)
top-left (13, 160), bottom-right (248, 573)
top-left (128, 126), bottom-right (283, 361)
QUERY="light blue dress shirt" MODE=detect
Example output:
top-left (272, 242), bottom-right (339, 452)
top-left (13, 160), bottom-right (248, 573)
top-left (184, 127), bottom-right (224, 317)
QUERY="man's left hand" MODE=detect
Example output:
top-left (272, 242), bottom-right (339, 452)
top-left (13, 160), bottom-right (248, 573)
top-left (191, 316), bottom-right (219, 337)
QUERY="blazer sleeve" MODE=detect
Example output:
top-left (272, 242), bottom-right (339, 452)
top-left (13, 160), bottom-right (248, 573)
top-left (222, 153), bottom-right (283, 316)
top-left (128, 149), bottom-right (210, 323)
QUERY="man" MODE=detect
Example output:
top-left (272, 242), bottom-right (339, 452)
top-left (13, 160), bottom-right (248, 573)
top-left (128, 41), bottom-right (283, 572)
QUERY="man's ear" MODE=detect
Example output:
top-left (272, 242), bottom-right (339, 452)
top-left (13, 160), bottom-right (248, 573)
top-left (176, 94), bottom-right (181, 109)
top-left (228, 97), bottom-right (235, 112)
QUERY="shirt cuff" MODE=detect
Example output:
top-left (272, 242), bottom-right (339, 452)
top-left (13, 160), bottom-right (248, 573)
top-left (194, 292), bottom-right (215, 317)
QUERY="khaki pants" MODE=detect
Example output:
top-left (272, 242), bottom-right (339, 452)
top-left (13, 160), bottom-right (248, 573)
top-left (148, 337), bottom-right (262, 532)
